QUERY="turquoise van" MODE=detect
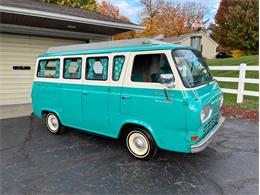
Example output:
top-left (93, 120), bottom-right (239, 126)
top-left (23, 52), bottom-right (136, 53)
top-left (32, 38), bottom-right (225, 160)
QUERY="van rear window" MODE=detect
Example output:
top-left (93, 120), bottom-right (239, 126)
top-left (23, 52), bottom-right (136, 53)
top-left (37, 59), bottom-right (60, 78)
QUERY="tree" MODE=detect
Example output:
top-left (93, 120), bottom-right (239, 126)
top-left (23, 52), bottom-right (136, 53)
top-left (97, 1), bottom-right (135, 40)
top-left (140, 0), bottom-right (165, 20)
top-left (97, 0), bottom-right (130, 22)
top-left (209, 0), bottom-right (258, 54)
top-left (156, 3), bottom-right (188, 37)
top-left (139, 0), bottom-right (165, 37)
top-left (181, 1), bottom-right (206, 30)
top-left (209, 0), bottom-right (231, 51)
top-left (138, 1), bottom-right (206, 38)
top-left (41, 0), bottom-right (97, 11)
top-left (98, 1), bottom-right (120, 19)
top-left (113, 31), bottom-right (137, 40)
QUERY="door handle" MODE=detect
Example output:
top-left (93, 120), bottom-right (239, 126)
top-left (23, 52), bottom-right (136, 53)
top-left (82, 90), bottom-right (88, 95)
top-left (121, 95), bottom-right (131, 100)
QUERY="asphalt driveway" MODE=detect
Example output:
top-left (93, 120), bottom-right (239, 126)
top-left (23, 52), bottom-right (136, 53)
top-left (0, 116), bottom-right (258, 194)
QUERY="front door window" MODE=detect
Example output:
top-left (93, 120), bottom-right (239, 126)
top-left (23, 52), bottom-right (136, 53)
top-left (131, 53), bottom-right (173, 83)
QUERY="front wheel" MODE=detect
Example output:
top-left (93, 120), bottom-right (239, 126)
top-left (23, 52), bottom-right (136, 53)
top-left (125, 128), bottom-right (158, 160)
top-left (45, 113), bottom-right (65, 134)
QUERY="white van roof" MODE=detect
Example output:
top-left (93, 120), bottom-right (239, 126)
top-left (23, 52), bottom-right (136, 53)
top-left (47, 38), bottom-right (168, 53)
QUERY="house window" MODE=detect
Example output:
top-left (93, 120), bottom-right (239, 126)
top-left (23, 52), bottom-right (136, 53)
top-left (63, 58), bottom-right (82, 79)
top-left (86, 57), bottom-right (108, 80)
top-left (112, 55), bottom-right (125, 81)
top-left (37, 59), bottom-right (60, 78)
top-left (131, 54), bottom-right (172, 83)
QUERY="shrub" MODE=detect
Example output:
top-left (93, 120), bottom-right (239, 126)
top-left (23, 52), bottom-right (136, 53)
top-left (231, 49), bottom-right (245, 57)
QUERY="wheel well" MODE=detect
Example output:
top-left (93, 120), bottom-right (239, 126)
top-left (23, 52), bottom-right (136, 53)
top-left (41, 110), bottom-right (50, 117)
top-left (119, 123), bottom-right (149, 140)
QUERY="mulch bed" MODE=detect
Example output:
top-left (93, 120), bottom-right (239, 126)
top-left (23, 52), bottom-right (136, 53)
top-left (222, 106), bottom-right (259, 122)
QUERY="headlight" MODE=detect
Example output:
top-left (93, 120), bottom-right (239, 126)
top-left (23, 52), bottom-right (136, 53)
top-left (200, 104), bottom-right (212, 123)
top-left (220, 94), bottom-right (224, 108)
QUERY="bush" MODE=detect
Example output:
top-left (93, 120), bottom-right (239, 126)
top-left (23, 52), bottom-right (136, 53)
top-left (231, 49), bottom-right (245, 57)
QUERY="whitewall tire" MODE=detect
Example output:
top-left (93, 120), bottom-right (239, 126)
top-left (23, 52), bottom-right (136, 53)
top-left (45, 113), bottom-right (64, 134)
top-left (125, 128), bottom-right (157, 160)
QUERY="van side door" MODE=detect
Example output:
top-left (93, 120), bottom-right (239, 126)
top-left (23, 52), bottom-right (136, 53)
top-left (121, 51), bottom-right (186, 149)
top-left (81, 54), bottom-right (111, 136)
top-left (60, 56), bottom-right (84, 127)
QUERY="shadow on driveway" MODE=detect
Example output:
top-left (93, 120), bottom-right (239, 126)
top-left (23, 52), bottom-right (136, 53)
top-left (0, 116), bottom-right (258, 194)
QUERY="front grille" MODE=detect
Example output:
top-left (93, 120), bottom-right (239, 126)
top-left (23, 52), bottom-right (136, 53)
top-left (203, 114), bottom-right (219, 135)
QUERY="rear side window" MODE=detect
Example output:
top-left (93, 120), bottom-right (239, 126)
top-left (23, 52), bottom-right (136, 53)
top-left (63, 58), bottom-right (82, 79)
top-left (112, 56), bottom-right (125, 81)
top-left (37, 59), bottom-right (60, 78)
top-left (86, 57), bottom-right (108, 80)
top-left (131, 54), bottom-right (172, 83)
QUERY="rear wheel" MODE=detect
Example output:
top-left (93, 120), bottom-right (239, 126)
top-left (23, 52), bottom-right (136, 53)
top-left (125, 128), bottom-right (157, 160)
top-left (45, 113), bottom-right (65, 134)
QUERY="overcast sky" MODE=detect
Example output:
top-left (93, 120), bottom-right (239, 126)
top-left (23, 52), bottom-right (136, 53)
top-left (99, 0), bottom-right (220, 24)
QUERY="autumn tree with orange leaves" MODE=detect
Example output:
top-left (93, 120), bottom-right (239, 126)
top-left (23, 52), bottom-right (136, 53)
top-left (146, 3), bottom-right (188, 37)
top-left (98, 0), bottom-right (206, 40)
top-left (98, 1), bottom-right (128, 21)
top-left (139, 0), bottom-right (206, 38)
top-left (97, 1), bottom-right (137, 39)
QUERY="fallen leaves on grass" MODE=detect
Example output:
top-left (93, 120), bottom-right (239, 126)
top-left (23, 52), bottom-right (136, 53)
top-left (222, 106), bottom-right (259, 122)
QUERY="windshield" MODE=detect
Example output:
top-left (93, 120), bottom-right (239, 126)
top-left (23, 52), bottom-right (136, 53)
top-left (172, 49), bottom-right (213, 88)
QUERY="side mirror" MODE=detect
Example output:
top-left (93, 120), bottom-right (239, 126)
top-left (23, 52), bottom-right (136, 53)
top-left (160, 74), bottom-right (175, 88)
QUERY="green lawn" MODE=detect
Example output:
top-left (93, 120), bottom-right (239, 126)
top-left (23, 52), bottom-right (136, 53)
top-left (206, 55), bottom-right (259, 110)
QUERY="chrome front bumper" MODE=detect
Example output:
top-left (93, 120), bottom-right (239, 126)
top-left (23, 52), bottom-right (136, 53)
top-left (191, 116), bottom-right (225, 153)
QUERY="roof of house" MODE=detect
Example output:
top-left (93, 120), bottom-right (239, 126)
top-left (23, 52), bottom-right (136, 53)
top-left (161, 32), bottom-right (218, 46)
top-left (0, 0), bottom-right (143, 31)
top-left (162, 33), bottom-right (193, 43)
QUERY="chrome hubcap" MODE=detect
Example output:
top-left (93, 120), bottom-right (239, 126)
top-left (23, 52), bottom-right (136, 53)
top-left (47, 114), bottom-right (59, 132)
top-left (127, 131), bottom-right (150, 157)
top-left (51, 118), bottom-right (58, 127)
top-left (133, 137), bottom-right (145, 150)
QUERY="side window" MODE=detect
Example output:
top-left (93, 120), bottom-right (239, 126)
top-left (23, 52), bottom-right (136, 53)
top-left (37, 59), bottom-right (60, 78)
top-left (131, 54), bottom-right (172, 83)
top-left (63, 58), bottom-right (82, 79)
top-left (86, 56), bottom-right (108, 80)
top-left (112, 55), bottom-right (125, 81)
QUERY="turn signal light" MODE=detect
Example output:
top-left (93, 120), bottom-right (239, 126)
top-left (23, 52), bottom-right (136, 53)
top-left (191, 136), bottom-right (199, 141)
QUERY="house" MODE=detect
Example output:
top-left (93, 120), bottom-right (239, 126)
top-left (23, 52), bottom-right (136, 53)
top-left (0, 0), bottom-right (143, 119)
top-left (154, 31), bottom-right (218, 59)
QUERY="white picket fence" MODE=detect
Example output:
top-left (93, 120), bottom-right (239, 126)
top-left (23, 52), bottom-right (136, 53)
top-left (209, 63), bottom-right (259, 103)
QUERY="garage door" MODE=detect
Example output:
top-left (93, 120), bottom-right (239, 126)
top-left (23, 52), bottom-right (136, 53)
top-left (0, 33), bottom-right (85, 106)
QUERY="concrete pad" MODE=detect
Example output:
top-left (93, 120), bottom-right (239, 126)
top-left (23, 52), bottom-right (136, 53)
top-left (0, 104), bottom-right (32, 119)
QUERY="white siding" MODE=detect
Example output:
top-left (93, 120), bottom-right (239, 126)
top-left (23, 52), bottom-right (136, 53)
top-left (200, 33), bottom-right (217, 59)
top-left (0, 33), bottom-right (85, 106)
top-left (174, 33), bottom-right (218, 59)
